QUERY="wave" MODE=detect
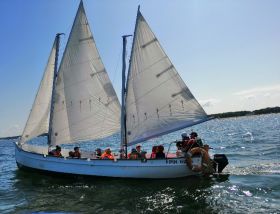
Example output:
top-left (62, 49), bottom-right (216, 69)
top-left (223, 162), bottom-right (280, 175)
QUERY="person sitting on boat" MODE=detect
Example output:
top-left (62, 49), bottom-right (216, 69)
top-left (176, 132), bottom-right (188, 147)
top-left (136, 145), bottom-right (143, 157)
top-left (140, 151), bottom-right (147, 159)
top-left (119, 148), bottom-right (126, 159)
top-left (182, 132), bottom-right (202, 152)
top-left (150, 146), bottom-right (158, 159)
top-left (181, 132), bottom-right (190, 143)
top-left (180, 132), bottom-right (190, 149)
top-left (176, 141), bottom-right (184, 157)
top-left (101, 148), bottom-right (114, 160)
top-left (48, 145), bottom-right (62, 157)
top-left (190, 132), bottom-right (203, 146)
top-left (69, 146), bottom-right (81, 158)
top-left (135, 145), bottom-right (147, 159)
top-left (128, 148), bottom-right (139, 159)
top-left (193, 132), bottom-right (203, 147)
top-left (155, 145), bottom-right (165, 159)
top-left (128, 145), bottom-right (142, 159)
top-left (95, 148), bottom-right (102, 159)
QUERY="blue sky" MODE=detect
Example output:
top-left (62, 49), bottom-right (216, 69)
top-left (0, 0), bottom-right (280, 137)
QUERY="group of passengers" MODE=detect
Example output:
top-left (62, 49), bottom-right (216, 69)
top-left (128, 145), bottom-right (146, 159)
top-left (176, 131), bottom-right (214, 172)
top-left (150, 145), bottom-right (165, 159)
top-left (48, 131), bottom-right (210, 164)
top-left (48, 145), bottom-right (81, 158)
top-left (126, 144), bottom-right (166, 160)
top-left (49, 146), bottom-right (115, 160)
top-left (176, 131), bottom-right (204, 156)
top-left (94, 148), bottom-right (114, 160)
top-left (48, 145), bottom-right (63, 157)
top-left (48, 146), bottom-right (115, 160)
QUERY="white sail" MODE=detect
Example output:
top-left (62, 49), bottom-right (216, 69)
top-left (20, 38), bottom-right (57, 145)
top-left (50, 1), bottom-right (121, 145)
top-left (125, 12), bottom-right (209, 146)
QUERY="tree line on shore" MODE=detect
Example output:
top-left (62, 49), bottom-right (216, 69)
top-left (0, 135), bottom-right (20, 140)
top-left (210, 106), bottom-right (280, 118)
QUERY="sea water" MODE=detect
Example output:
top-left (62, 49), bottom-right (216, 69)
top-left (0, 113), bottom-right (279, 213)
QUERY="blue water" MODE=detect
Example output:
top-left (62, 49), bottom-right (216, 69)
top-left (0, 114), bottom-right (279, 213)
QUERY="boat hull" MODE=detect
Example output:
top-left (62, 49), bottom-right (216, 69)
top-left (15, 143), bottom-right (199, 179)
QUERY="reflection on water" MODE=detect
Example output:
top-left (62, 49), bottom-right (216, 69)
top-left (12, 169), bottom-right (229, 213)
top-left (0, 114), bottom-right (280, 213)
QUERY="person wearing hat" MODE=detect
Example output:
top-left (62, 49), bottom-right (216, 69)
top-left (181, 132), bottom-right (190, 151)
top-left (69, 146), bottom-right (81, 158)
top-left (136, 144), bottom-right (141, 153)
top-left (95, 148), bottom-right (102, 159)
top-left (48, 145), bottom-right (62, 157)
top-left (128, 148), bottom-right (139, 159)
top-left (182, 131), bottom-right (203, 152)
top-left (181, 132), bottom-right (189, 141)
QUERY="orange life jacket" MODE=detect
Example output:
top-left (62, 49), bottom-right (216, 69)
top-left (101, 153), bottom-right (114, 160)
top-left (128, 153), bottom-right (138, 159)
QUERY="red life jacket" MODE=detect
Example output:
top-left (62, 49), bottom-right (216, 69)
top-left (128, 153), bottom-right (138, 159)
top-left (150, 152), bottom-right (156, 159)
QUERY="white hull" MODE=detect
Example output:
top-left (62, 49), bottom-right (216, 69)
top-left (15, 143), bottom-right (200, 179)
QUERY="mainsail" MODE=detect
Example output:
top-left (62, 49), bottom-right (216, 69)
top-left (50, 1), bottom-right (121, 145)
top-left (20, 38), bottom-right (57, 145)
top-left (125, 11), bottom-right (209, 146)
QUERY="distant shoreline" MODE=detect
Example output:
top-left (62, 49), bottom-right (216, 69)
top-left (1, 106), bottom-right (279, 140)
top-left (210, 106), bottom-right (280, 119)
top-left (0, 135), bottom-right (20, 140)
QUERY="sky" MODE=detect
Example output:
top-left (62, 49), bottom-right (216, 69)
top-left (0, 0), bottom-right (280, 137)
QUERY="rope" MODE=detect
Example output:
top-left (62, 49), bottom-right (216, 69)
top-left (112, 49), bottom-right (122, 85)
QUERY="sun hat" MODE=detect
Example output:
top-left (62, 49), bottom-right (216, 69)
top-left (131, 148), bottom-right (137, 153)
top-left (181, 132), bottom-right (187, 138)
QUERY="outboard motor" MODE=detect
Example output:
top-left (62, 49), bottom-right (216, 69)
top-left (213, 154), bottom-right (228, 173)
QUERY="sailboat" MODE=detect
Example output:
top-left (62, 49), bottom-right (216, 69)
top-left (15, 1), bottom-right (228, 178)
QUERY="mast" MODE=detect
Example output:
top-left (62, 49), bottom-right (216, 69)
top-left (121, 5), bottom-right (141, 153)
top-left (121, 35), bottom-right (132, 157)
top-left (48, 33), bottom-right (64, 146)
